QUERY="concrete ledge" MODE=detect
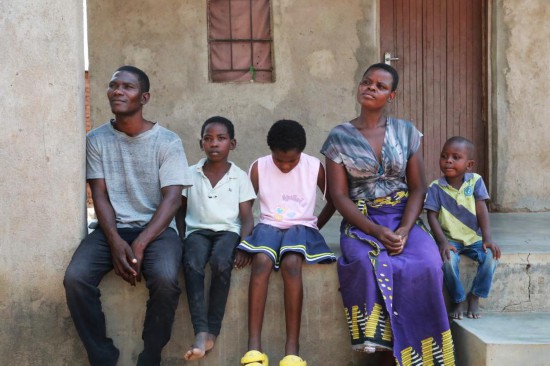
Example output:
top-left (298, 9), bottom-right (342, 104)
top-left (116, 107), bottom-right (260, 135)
top-left (452, 313), bottom-right (550, 366)
top-left (89, 251), bottom-right (550, 365)
top-left (94, 264), bottom-right (373, 366)
top-left (68, 213), bottom-right (550, 365)
top-left (322, 215), bottom-right (550, 313)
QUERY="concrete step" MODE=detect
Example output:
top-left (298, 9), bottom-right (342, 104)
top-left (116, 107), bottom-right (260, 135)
top-left (320, 214), bottom-right (550, 313)
top-left (452, 312), bottom-right (550, 366)
top-left (453, 252), bottom-right (550, 313)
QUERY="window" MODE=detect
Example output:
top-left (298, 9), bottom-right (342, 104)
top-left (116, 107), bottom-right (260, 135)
top-left (208, 0), bottom-right (274, 83)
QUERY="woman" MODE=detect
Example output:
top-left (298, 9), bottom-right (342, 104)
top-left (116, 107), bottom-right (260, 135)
top-left (321, 63), bottom-right (455, 366)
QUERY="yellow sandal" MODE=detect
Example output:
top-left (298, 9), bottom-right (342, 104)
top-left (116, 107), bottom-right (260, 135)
top-left (241, 350), bottom-right (269, 366)
top-left (279, 355), bottom-right (307, 366)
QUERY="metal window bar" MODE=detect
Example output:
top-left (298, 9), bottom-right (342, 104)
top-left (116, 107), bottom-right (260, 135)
top-left (208, 0), bottom-right (273, 80)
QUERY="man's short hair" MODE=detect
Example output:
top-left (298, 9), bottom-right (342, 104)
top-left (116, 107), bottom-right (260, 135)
top-left (115, 65), bottom-right (150, 93)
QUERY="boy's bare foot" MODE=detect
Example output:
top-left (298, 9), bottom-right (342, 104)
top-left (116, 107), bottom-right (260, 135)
top-left (467, 293), bottom-right (481, 319)
top-left (205, 333), bottom-right (216, 353)
top-left (449, 301), bottom-right (466, 319)
top-left (184, 332), bottom-right (216, 361)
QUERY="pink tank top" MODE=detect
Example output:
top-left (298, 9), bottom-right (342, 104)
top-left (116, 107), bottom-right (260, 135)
top-left (256, 153), bottom-right (321, 230)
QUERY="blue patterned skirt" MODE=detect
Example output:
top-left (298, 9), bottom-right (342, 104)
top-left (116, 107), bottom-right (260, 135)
top-left (238, 223), bottom-right (336, 270)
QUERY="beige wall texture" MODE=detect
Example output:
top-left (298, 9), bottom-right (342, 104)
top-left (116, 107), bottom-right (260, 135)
top-left (88, 0), bottom-right (550, 212)
top-left (491, 0), bottom-right (550, 211)
top-left (88, 0), bottom-right (379, 177)
top-left (0, 0), bottom-right (86, 364)
top-left (2, 0), bottom-right (550, 365)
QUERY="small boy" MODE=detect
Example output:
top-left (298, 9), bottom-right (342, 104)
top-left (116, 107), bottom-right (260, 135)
top-left (424, 136), bottom-right (501, 320)
top-left (176, 116), bottom-right (256, 360)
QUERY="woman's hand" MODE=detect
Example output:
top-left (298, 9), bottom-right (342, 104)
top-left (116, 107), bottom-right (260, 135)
top-left (373, 225), bottom-right (403, 254)
top-left (391, 227), bottom-right (409, 255)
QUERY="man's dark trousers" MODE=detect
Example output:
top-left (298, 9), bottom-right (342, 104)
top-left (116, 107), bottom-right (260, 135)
top-left (64, 227), bottom-right (182, 366)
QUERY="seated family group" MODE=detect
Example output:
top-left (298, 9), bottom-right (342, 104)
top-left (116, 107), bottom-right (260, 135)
top-left (63, 64), bottom-right (500, 366)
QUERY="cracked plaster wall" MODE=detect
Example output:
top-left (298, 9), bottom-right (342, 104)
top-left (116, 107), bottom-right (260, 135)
top-left (0, 0), bottom-right (86, 364)
top-left (491, 0), bottom-right (550, 211)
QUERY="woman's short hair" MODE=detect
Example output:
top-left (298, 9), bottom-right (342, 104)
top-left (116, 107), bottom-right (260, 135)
top-left (364, 63), bottom-right (399, 92)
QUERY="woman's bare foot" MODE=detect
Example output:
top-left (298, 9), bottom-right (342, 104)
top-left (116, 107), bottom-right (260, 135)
top-left (449, 301), bottom-right (467, 319)
top-left (467, 293), bottom-right (481, 319)
top-left (184, 332), bottom-right (216, 361)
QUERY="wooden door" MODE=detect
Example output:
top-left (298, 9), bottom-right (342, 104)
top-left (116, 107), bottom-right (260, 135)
top-left (380, 0), bottom-right (487, 182)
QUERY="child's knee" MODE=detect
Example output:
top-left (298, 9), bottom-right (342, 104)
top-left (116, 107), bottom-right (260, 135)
top-left (209, 254), bottom-right (233, 276)
top-left (481, 250), bottom-right (498, 269)
top-left (183, 256), bottom-right (206, 275)
top-left (251, 253), bottom-right (274, 276)
top-left (444, 250), bottom-right (460, 267)
top-left (280, 253), bottom-right (303, 278)
top-left (442, 254), bottom-right (460, 276)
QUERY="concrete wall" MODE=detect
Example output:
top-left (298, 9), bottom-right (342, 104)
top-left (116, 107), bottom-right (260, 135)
top-left (491, 0), bottom-right (550, 211)
top-left (87, 0), bottom-right (379, 175)
top-left (87, 0), bottom-right (550, 212)
top-left (0, 0), bottom-right (86, 365)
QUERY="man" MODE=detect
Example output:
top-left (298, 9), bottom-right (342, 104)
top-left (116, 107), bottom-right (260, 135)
top-left (64, 66), bottom-right (191, 366)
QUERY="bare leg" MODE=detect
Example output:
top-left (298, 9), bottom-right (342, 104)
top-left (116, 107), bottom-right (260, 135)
top-left (449, 300), bottom-right (467, 320)
top-left (280, 253), bottom-right (303, 356)
top-left (467, 293), bottom-right (481, 319)
top-left (247, 254), bottom-right (273, 351)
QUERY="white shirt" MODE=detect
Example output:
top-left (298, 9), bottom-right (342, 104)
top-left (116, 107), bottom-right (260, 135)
top-left (183, 158), bottom-right (256, 238)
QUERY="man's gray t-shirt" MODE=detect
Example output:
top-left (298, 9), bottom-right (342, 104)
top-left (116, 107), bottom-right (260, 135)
top-left (86, 121), bottom-right (191, 229)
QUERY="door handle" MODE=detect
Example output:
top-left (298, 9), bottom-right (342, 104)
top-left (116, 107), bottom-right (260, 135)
top-left (384, 52), bottom-right (399, 65)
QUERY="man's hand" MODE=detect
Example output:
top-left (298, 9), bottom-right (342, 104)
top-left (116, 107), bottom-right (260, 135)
top-left (130, 240), bottom-right (147, 283)
top-left (234, 249), bottom-right (252, 269)
top-left (110, 237), bottom-right (138, 285)
top-left (439, 242), bottom-right (458, 262)
top-left (483, 241), bottom-right (501, 260)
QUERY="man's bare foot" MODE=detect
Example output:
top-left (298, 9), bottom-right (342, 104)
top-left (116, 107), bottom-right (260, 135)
top-left (449, 301), bottom-right (467, 319)
top-left (184, 332), bottom-right (216, 361)
top-left (467, 293), bottom-right (481, 319)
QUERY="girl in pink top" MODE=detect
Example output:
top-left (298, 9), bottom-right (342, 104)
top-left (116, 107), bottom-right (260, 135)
top-left (236, 120), bottom-right (336, 366)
